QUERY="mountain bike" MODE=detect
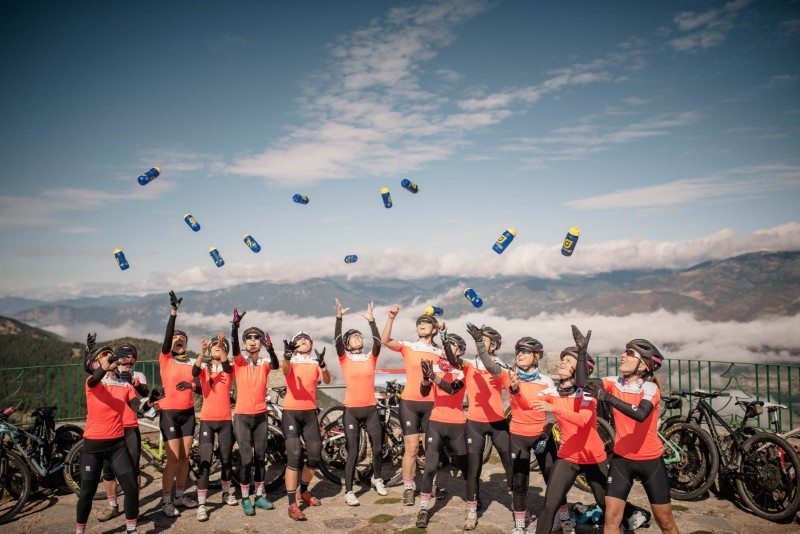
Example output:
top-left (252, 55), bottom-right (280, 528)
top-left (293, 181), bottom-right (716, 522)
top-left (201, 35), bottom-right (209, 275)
top-left (668, 390), bottom-right (800, 521)
top-left (0, 406), bottom-right (83, 524)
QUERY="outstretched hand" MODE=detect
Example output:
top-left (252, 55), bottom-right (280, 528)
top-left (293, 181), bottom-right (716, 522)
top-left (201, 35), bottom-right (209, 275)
top-left (508, 367), bottom-right (520, 393)
top-left (169, 290), bottom-right (183, 311)
top-left (315, 348), bottom-right (326, 368)
top-left (231, 307), bottom-right (246, 327)
top-left (583, 381), bottom-right (606, 401)
top-left (466, 322), bottom-right (483, 341)
top-left (283, 340), bottom-right (296, 360)
top-left (360, 301), bottom-right (375, 323)
top-left (335, 298), bottom-right (350, 318)
top-left (86, 333), bottom-right (97, 353)
top-left (571, 324), bottom-right (592, 353)
top-left (421, 359), bottom-right (434, 381)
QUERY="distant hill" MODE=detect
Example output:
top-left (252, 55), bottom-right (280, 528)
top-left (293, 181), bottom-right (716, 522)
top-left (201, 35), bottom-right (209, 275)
top-left (9, 250), bottom-right (800, 340)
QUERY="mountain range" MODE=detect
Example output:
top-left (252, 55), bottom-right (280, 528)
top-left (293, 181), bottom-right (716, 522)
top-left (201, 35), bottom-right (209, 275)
top-left (4, 251), bottom-right (798, 343)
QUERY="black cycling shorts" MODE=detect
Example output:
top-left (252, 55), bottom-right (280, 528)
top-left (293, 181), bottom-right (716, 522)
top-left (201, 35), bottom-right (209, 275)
top-left (281, 409), bottom-right (321, 444)
top-left (399, 399), bottom-right (433, 436)
top-left (606, 455), bottom-right (671, 505)
top-left (160, 408), bottom-right (195, 441)
top-left (425, 419), bottom-right (467, 456)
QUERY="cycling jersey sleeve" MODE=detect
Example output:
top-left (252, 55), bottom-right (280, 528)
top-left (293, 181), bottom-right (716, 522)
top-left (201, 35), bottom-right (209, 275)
top-left (87, 366), bottom-right (107, 388)
top-left (335, 317), bottom-right (345, 357)
top-left (605, 395), bottom-right (654, 422)
top-left (221, 359), bottom-right (233, 373)
top-left (576, 349), bottom-right (588, 389)
top-left (433, 374), bottom-right (464, 395)
top-left (231, 323), bottom-right (240, 357)
top-left (421, 378), bottom-right (432, 397)
top-left (134, 382), bottom-right (149, 397)
top-left (442, 337), bottom-right (458, 367)
top-left (267, 345), bottom-right (279, 369)
top-left (369, 320), bottom-right (381, 358)
top-left (511, 390), bottom-right (533, 410)
top-left (192, 364), bottom-right (202, 377)
top-left (476, 339), bottom-right (502, 377)
top-left (552, 399), bottom-right (594, 427)
top-left (162, 314), bottom-right (177, 355)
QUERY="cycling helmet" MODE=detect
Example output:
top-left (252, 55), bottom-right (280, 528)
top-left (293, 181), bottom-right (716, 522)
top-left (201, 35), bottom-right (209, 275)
top-left (84, 345), bottom-right (113, 375)
top-left (416, 315), bottom-right (436, 326)
top-left (114, 342), bottom-right (138, 363)
top-left (242, 326), bottom-right (265, 342)
top-left (482, 326), bottom-right (502, 350)
top-left (209, 337), bottom-right (231, 353)
top-left (444, 333), bottom-right (467, 353)
top-left (559, 346), bottom-right (595, 374)
top-left (515, 337), bottom-right (543, 354)
top-left (343, 328), bottom-right (362, 348)
top-left (626, 339), bottom-right (663, 372)
top-left (173, 329), bottom-right (188, 343)
top-left (292, 331), bottom-right (313, 344)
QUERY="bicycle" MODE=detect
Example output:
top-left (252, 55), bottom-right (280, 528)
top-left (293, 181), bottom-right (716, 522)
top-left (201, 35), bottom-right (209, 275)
top-left (666, 390), bottom-right (800, 521)
top-left (0, 406), bottom-right (83, 524)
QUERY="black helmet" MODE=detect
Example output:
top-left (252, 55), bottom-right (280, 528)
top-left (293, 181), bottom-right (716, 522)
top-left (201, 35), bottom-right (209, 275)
top-left (626, 339), bottom-right (663, 371)
top-left (416, 315), bottom-right (437, 326)
top-left (560, 346), bottom-right (595, 375)
top-left (515, 337), bottom-right (543, 354)
top-left (242, 326), bottom-right (265, 342)
top-left (209, 337), bottom-right (231, 353)
top-left (84, 345), bottom-right (113, 375)
top-left (482, 326), bottom-right (502, 350)
top-left (173, 329), bottom-right (188, 343)
top-left (444, 333), bottom-right (467, 353)
top-left (114, 342), bottom-right (138, 362)
top-left (343, 329), bottom-right (362, 348)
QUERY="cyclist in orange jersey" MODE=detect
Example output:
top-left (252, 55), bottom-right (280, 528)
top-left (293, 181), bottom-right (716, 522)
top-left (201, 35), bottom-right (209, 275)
top-left (281, 331), bottom-right (331, 521)
top-left (513, 327), bottom-right (607, 534)
top-left (414, 326), bottom-right (470, 529)
top-left (473, 331), bottom-right (558, 534)
top-left (191, 331), bottom-right (233, 522)
top-left (76, 344), bottom-right (160, 534)
top-left (381, 304), bottom-right (442, 506)
top-left (584, 339), bottom-right (678, 534)
top-left (229, 308), bottom-right (279, 515)
top-left (334, 299), bottom-right (387, 506)
top-left (157, 290), bottom-right (199, 517)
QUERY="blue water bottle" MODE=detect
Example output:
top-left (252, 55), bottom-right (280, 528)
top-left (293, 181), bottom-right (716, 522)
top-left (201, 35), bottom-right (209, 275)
top-left (243, 234), bottom-right (261, 253)
top-left (400, 179), bottom-right (419, 194)
top-left (424, 306), bottom-right (443, 317)
top-left (561, 227), bottom-right (580, 257)
top-left (344, 255), bottom-right (358, 264)
top-left (209, 247), bottom-right (224, 267)
top-left (137, 167), bottom-right (160, 186)
top-left (380, 187), bottom-right (392, 208)
top-left (492, 227), bottom-right (517, 254)
top-left (464, 288), bottom-right (483, 308)
top-left (293, 194), bottom-right (309, 205)
top-left (183, 214), bottom-right (201, 232)
top-left (113, 248), bottom-right (129, 271)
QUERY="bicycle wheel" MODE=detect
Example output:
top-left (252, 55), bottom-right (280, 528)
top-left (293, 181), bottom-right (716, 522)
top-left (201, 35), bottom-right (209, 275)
top-left (319, 419), bottom-right (370, 485)
top-left (47, 424), bottom-right (83, 492)
top-left (63, 440), bottom-right (122, 501)
top-left (0, 450), bottom-right (31, 525)
top-left (482, 435), bottom-right (493, 464)
top-left (658, 415), bottom-right (684, 434)
top-left (735, 432), bottom-right (800, 521)
top-left (317, 404), bottom-right (345, 428)
top-left (262, 424), bottom-right (286, 492)
top-left (574, 418), bottom-right (615, 492)
top-left (662, 423), bottom-right (718, 501)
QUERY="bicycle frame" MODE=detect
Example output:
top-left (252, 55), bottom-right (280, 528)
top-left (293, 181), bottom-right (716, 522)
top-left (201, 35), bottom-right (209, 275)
top-left (138, 419), bottom-right (165, 464)
top-left (690, 396), bottom-right (748, 470)
top-left (0, 422), bottom-right (57, 477)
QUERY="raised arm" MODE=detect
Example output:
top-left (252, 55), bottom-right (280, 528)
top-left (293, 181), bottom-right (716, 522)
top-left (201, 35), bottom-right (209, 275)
top-left (381, 304), bottom-right (402, 352)
top-left (281, 340), bottom-right (295, 376)
top-left (362, 302), bottom-right (380, 358)
top-left (230, 308), bottom-right (244, 358)
top-left (572, 325), bottom-right (591, 389)
top-left (317, 348), bottom-right (331, 384)
top-left (467, 322), bottom-right (502, 377)
top-left (334, 299), bottom-right (347, 356)
top-left (585, 379), bottom-right (655, 423)
top-left (192, 336), bottom-right (208, 378)
top-left (161, 290), bottom-right (182, 355)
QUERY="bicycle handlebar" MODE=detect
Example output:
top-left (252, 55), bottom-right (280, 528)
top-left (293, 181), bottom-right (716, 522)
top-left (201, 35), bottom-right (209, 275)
top-left (671, 390), bottom-right (730, 398)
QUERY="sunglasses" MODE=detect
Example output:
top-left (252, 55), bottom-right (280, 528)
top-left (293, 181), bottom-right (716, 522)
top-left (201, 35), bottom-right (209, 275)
top-left (245, 334), bottom-right (261, 340)
top-left (516, 348), bottom-right (540, 355)
top-left (624, 349), bottom-right (641, 358)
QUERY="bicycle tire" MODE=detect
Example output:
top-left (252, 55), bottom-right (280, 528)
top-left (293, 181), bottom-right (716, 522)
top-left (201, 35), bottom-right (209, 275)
top-left (0, 450), bottom-right (31, 525)
top-left (735, 432), bottom-right (800, 521)
top-left (380, 415), bottom-right (405, 487)
top-left (51, 424), bottom-right (84, 492)
top-left (319, 419), bottom-right (370, 485)
top-left (262, 424), bottom-right (286, 492)
top-left (317, 404), bottom-right (345, 428)
top-left (658, 415), bottom-right (684, 434)
top-left (663, 422), bottom-right (718, 501)
top-left (574, 417), bottom-right (615, 493)
top-left (62, 440), bottom-right (124, 501)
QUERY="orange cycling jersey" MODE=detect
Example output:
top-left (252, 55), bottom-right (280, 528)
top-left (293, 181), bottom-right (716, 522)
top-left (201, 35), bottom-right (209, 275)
top-left (464, 361), bottom-right (505, 422)
top-left (84, 377), bottom-right (136, 440)
top-left (159, 353), bottom-right (196, 410)
top-left (503, 372), bottom-right (555, 437)
top-left (284, 357), bottom-right (321, 411)
top-left (199, 363), bottom-right (234, 421)
top-left (429, 362), bottom-right (469, 424)
top-left (340, 353), bottom-right (377, 408)
top-left (233, 353), bottom-right (271, 415)
top-left (398, 341), bottom-right (441, 402)
top-left (602, 377), bottom-right (662, 460)
top-left (102, 375), bottom-right (141, 428)
top-left (515, 388), bottom-right (606, 464)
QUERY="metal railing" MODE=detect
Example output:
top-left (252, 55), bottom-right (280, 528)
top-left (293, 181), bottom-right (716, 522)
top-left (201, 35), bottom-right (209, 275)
top-left (1, 357), bottom-right (798, 430)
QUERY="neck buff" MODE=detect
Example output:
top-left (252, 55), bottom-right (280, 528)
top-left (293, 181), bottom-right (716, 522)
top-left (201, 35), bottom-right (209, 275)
top-left (516, 366), bottom-right (540, 383)
top-left (437, 357), bottom-right (454, 373)
top-left (557, 380), bottom-right (577, 397)
top-left (174, 352), bottom-right (189, 362)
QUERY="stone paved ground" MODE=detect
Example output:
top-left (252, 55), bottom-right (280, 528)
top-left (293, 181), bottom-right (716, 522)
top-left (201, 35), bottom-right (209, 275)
top-left (10, 456), bottom-right (800, 534)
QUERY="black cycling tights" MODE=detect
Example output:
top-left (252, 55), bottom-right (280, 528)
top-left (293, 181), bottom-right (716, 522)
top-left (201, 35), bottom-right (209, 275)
top-left (535, 459), bottom-right (607, 534)
top-left (77, 442), bottom-right (138, 524)
top-left (234, 412), bottom-right (268, 485)
top-left (465, 419), bottom-right (512, 502)
top-left (510, 432), bottom-right (562, 512)
top-left (421, 420), bottom-right (467, 495)
top-left (343, 406), bottom-right (383, 492)
top-left (197, 420), bottom-right (234, 490)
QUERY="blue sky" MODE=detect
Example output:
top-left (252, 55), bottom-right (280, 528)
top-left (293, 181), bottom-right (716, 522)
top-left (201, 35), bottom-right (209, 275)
top-left (1, 0), bottom-right (799, 299)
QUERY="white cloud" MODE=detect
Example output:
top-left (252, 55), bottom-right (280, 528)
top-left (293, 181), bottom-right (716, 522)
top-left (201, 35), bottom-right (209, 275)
top-left (140, 149), bottom-right (225, 175)
top-left (668, 0), bottom-right (751, 52)
top-left (567, 163), bottom-right (800, 210)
